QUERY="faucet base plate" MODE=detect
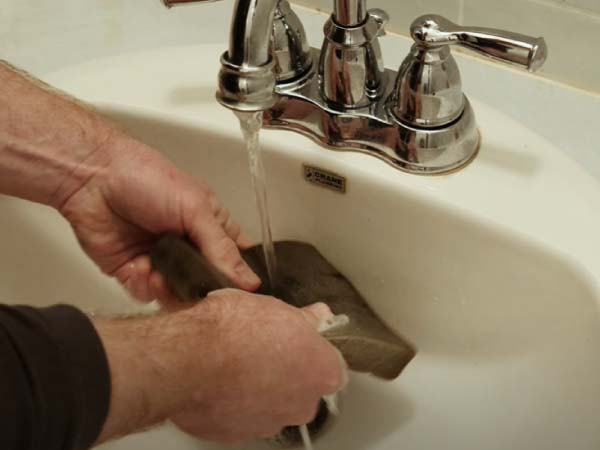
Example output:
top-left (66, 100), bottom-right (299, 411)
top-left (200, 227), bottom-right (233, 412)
top-left (264, 51), bottom-right (481, 175)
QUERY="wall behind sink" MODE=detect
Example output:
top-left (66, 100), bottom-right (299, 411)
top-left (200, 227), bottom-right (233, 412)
top-left (294, 0), bottom-right (600, 94)
top-left (1, 0), bottom-right (599, 93)
top-left (0, 0), bottom-right (232, 74)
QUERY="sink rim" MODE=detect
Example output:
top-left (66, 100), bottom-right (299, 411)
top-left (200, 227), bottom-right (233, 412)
top-left (77, 100), bottom-right (600, 450)
top-left (41, 43), bottom-right (600, 300)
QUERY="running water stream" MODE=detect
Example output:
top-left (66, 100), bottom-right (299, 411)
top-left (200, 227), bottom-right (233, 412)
top-left (236, 111), bottom-right (279, 290)
top-left (236, 111), bottom-right (315, 450)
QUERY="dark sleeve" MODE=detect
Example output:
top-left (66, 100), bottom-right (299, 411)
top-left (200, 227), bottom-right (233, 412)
top-left (0, 304), bottom-right (110, 450)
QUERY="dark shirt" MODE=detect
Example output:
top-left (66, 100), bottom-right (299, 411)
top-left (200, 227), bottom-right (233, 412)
top-left (0, 304), bottom-right (110, 450)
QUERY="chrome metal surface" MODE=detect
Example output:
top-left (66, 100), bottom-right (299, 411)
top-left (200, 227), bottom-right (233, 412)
top-left (272, 1), bottom-right (313, 82)
top-left (264, 51), bottom-right (479, 174)
top-left (163, 0), bottom-right (277, 67)
top-left (333, 0), bottom-right (367, 26)
top-left (390, 45), bottom-right (464, 128)
top-left (166, 2), bottom-right (547, 174)
top-left (163, 0), bottom-right (310, 110)
top-left (410, 15), bottom-right (547, 72)
top-left (392, 15), bottom-right (548, 130)
top-left (218, 54), bottom-right (278, 112)
top-left (319, 9), bottom-right (388, 109)
top-left (216, 0), bottom-right (281, 110)
top-left (380, 14), bottom-right (547, 172)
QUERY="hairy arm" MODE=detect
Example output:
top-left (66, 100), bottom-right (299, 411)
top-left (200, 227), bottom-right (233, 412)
top-left (0, 63), bottom-right (345, 447)
top-left (0, 61), bottom-right (111, 208)
top-left (93, 290), bottom-right (346, 445)
top-left (0, 61), bottom-right (259, 300)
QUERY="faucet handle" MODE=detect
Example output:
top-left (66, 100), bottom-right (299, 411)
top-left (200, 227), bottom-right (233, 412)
top-left (410, 14), bottom-right (547, 72)
top-left (390, 14), bottom-right (548, 128)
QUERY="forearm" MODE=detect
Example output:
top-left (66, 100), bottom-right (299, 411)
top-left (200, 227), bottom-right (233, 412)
top-left (92, 304), bottom-right (222, 445)
top-left (0, 61), bottom-right (113, 208)
top-left (92, 315), bottom-right (170, 443)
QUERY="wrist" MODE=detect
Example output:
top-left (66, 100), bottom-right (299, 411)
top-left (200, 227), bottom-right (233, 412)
top-left (92, 314), bottom-right (172, 443)
top-left (91, 303), bottom-right (224, 444)
top-left (56, 125), bottom-right (160, 219)
top-left (47, 115), bottom-right (117, 211)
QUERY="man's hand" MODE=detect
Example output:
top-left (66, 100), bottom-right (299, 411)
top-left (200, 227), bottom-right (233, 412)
top-left (94, 290), bottom-right (347, 444)
top-left (0, 62), bottom-right (260, 303)
top-left (59, 128), bottom-right (261, 303)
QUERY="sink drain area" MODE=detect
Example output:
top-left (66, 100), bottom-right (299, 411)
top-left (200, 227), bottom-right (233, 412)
top-left (269, 399), bottom-right (337, 448)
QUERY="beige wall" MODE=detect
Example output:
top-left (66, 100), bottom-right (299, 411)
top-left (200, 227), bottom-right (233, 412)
top-left (293, 0), bottom-right (600, 93)
top-left (0, 0), bottom-right (230, 75)
top-left (1, 0), bottom-right (598, 93)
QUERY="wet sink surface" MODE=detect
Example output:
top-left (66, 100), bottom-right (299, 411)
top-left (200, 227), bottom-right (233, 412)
top-left (2, 44), bottom-right (600, 449)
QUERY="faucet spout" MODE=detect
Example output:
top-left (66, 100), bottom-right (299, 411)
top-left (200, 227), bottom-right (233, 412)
top-left (227, 0), bottom-right (279, 67)
top-left (217, 0), bottom-right (281, 112)
top-left (163, 0), bottom-right (550, 175)
top-left (162, 0), bottom-right (311, 111)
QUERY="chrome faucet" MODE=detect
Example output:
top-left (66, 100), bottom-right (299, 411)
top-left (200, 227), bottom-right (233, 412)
top-left (163, 1), bottom-right (547, 174)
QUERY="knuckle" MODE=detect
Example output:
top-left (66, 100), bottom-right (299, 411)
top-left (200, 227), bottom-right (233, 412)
top-left (185, 187), bottom-right (210, 211)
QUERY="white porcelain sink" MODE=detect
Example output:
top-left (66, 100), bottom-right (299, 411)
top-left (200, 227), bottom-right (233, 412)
top-left (2, 43), bottom-right (600, 450)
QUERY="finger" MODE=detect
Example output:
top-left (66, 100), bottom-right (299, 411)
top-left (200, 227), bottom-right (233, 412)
top-left (214, 204), bottom-right (253, 249)
top-left (236, 231), bottom-right (254, 250)
top-left (330, 348), bottom-right (350, 391)
top-left (258, 426), bottom-right (285, 439)
top-left (301, 304), bottom-right (350, 392)
top-left (223, 218), bottom-right (242, 244)
top-left (113, 261), bottom-right (134, 287)
top-left (189, 214), bottom-right (261, 291)
top-left (214, 204), bottom-right (231, 230)
top-left (148, 270), bottom-right (186, 310)
top-left (288, 400), bottom-right (321, 426)
top-left (225, 221), bottom-right (254, 250)
top-left (128, 256), bottom-right (154, 302)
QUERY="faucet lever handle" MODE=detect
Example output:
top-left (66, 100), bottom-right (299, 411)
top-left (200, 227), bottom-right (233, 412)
top-left (410, 14), bottom-right (547, 72)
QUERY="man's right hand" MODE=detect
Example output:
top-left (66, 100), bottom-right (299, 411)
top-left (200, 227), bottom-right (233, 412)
top-left (93, 289), bottom-right (347, 444)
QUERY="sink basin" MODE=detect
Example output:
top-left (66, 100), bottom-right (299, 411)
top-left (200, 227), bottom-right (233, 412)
top-left (2, 43), bottom-right (600, 450)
